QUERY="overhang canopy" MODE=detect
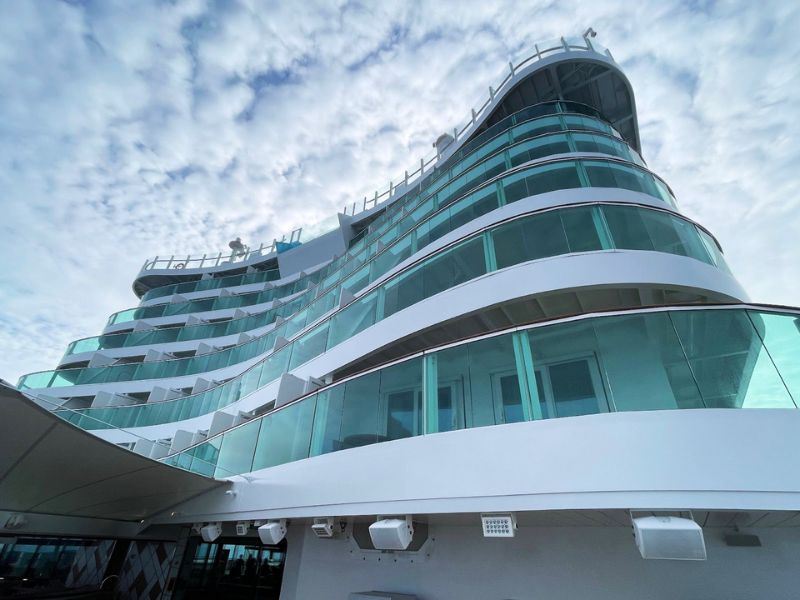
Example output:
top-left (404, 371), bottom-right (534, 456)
top-left (0, 382), bottom-right (222, 522)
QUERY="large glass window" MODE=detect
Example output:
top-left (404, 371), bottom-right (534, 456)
top-left (378, 357), bottom-right (423, 441)
top-left (527, 319), bottom-right (609, 418)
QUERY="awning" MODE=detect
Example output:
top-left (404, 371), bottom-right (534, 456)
top-left (0, 382), bottom-right (222, 522)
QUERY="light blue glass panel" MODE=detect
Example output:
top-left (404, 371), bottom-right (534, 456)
top-left (252, 396), bottom-right (317, 470)
top-left (214, 419), bottom-right (261, 478)
top-left (378, 357), bottom-right (423, 441)
top-left (327, 293), bottom-right (378, 348)
top-left (511, 115), bottom-right (562, 141)
top-left (191, 437), bottom-right (222, 477)
top-left (289, 322), bottom-right (330, 370)
top-left (747, 311), bottom-right (800, 405)
top-left (310, 371), bottom-right (380, 455)
top-left (591, 312), bottom-right (703, 411)
top-left (463, 333), bottom-right (522, 427)
top-left (502, 161), bottom-right (581, 203)
top-left (670, 310), bottom-right (795, 408)
top-left (508, 134), bottom-right (571, 167)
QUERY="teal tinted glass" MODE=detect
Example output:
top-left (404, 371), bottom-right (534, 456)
top-left (214, 419), bottom-right (261, 478)
top-left (527, 319), bottom-right (609, 418)
top-left (464, 334), bottom-right (522, 427)
top-left (252, 397), bottom-right (316, 471)
top-left (748, 311), bottom-right (800, 404)
top-left (379, 357), bottom-right (423, 441)
top-left (670, 310), bottom-right (795, 408)
top-left (590, 312), bottom-right (703, 411)
top-left (311, 371), bottom-right (380, 454)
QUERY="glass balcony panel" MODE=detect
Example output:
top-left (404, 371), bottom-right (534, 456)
top-left (191, 438), bottom-right (222, 477)
top-left (316, 370), bottom-right (380, 453)
top-left (583, 160), bottom-right (663, 202)
top-left (214, 420), bottom-right (261, 478)
top-left (342, 264), bottom-right (370, 294)
top-left (289, 322), bottom-right (330, 370)
top-left (560, 206), bottom-right (603, 253)
top-left (306, 289), bottom-right (338, 324)
top-left (669, 218), bottom-right (715, 265)
top-left (371, 233), bottom-right (414, 281)
top-left (670, 310), bottom-right (795, 408)
top-left (698, 231), bottom-right (730, 273)
top-left (492, 211), bottom-right (569, 269)
top-left (511, 115), bottom-right (563, 142)
top-left (748, 311), bottom-right (800, 404)
top-left (327, 293), bottom-right (379, 348)
top-left (592, 312), bottom-right (704, 411)
top-left (282, 309), bottom-right (308, 339)
top-left (382, 266), bottom-right (424, 318)
top-left (19, 371), bottom-right (56, 389)
top-left (503, 161), bottom-right (581, 203)
top-left (259, 345), bottom-right (291, 387)
top-left (527, 319), bottom-right (609, 418)
top-left (508, 135), bottom-right (572, 167)
top-left (562, 114), bottom-right (612, 135)
top-left (415, 209), bottom-right (450, 249)
top-left (602, 205), bottom-right (656, 250)
top-left (251, 396), bottom-right (316, 471)
top-left (447, 186), bottom-right (500, 232)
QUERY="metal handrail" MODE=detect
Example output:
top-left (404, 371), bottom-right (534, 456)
top-left (138, 34), bottom-right (611, 273)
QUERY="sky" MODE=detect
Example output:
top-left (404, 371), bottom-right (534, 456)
top-left (0, 0), bottom-right (798, 384)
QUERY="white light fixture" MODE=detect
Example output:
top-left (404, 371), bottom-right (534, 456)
top-left (311, 517), bottom-right (336, 538)
top-left (481, 513), bottom-right (517, 538)
top-left (258, 520), bottom-right (287, 544)
top-left (632, 516), bottom-right (706, 560)
top-left (235, 521), bottom-right (250, 536)
top-left (369, 516), bottom-right (414, 550)
top-left (200, 522), bottom-right (222, 543)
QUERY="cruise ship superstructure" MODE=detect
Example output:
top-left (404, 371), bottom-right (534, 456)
top-left (3, 34), bottom-right (800, 600)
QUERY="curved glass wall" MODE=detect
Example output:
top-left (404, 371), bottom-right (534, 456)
top-left (156, 307), bottom-right (800, 478)
top-left (62, 133), bottom-right (669, 356)
top-left (137, 101), bottom-right (621, 294)
top-left (129, 127), bottom-right (643, 315)
top-left (107, 275), bottom-right (314, 326)
top-left (141, 266), bottom-right (283, 303)
top-left (38, 203), bottom-right (728, 424)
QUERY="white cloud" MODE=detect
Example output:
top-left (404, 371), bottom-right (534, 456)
top-left (0, 0), bottom-right (798, 382)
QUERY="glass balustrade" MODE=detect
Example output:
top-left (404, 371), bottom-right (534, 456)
top-left (156, 307), bottom-right (800, 479)
top-left (141, 266), bottom-right (283, 302)
top-left (134, 102), bottom-right (630, 303)
top-left (41, 203), bottom-right (728, 427)
top-left (65, 122), bottom-right (654, 358)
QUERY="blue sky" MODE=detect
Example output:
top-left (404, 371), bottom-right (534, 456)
top-left (1, 0), bottom-right (799, 383)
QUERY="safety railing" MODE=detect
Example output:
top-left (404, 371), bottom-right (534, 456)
top-left (60, 107), bottom-right (628, 362)
top-left (158, 304), bottom-right (800, 479)
top-left (37, 200), bottom-right (726, 412)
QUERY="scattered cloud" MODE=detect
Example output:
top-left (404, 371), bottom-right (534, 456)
top-left (0, 0), bottom-right (798, 382)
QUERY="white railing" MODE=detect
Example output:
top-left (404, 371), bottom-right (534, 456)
top-left (141, 33), bottom-right (612, 274)
top-left (141, 228), bottom-right (303, 272)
